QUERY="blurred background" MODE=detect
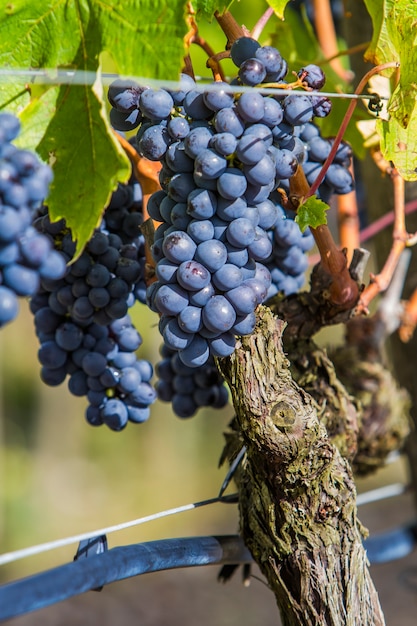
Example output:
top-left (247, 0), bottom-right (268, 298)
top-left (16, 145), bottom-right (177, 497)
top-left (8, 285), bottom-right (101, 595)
top-left (1, 300), bottom-right (416, 625)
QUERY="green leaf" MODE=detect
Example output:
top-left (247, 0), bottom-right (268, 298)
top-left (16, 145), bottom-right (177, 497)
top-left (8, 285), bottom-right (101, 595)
top-left (266, 0), bottom-right (292, 20)
top-left (364, 0), bottom-right (417, 178)
top-left (295, 196), bottom-right (330, 232)
top-left (0, 1), bottom-right (81, 114)
top-left (91, 0), bottom-right (187, 79)
top-left (38, 78), bottom-right (131, 257)
top-left (377, 117), bottom-right (417, 181)
top-left (364, 0), bottom-right (417, 128)
top-left (0, 0), bottom-right (187, 252)
top-left (191, 1), bottom-right (228, 20)
top-left (16, 89), bottom-right (60, 153)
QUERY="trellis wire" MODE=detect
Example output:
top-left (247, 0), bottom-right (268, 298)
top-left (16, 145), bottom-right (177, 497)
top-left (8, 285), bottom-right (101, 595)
top-left (0, 494), bottom-right (236, 567)
top-left (0, 482), bottom-right (411, 571)
top-left (0, 68), bottom-right (388, 101)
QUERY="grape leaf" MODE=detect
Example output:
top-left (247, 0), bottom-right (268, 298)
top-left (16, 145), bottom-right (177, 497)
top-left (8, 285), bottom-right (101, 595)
top-left (37, 78), bottom-right (131, 257)
top-left (377, 118), bottom-right (417, 181)
top-left (364, 0), bottom-right (417, 128)
top-left (266, 0), bottom-right (292, 20)
top-left (295, 196), bottom-right (329, 232)
top-left (0, 0), bottom-right (187, 252)
top-left (191, 1), bottom-right (229, 20)
top-left (364, 0), bottom-right (417, 178)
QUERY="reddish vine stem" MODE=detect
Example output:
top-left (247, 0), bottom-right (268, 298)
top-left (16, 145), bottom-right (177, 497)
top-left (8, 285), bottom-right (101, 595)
top-left (290, 165), bottom-right (359, 310)
top-left (307, 61), bottom-right (399, 199)
top-left (357, 168), bottom-right (407, 313)
top-left (337, 166), bottom-right (361, 261)
top-left (359, 198), bottom-right (417, 243)
top-left (113, 132), bottom-right (161, 219)
top-left (312, 0), bottom-right (353, 82)
top-left (318, 42), bottom-right (370, 66)
top-left (185, 8), bottom-right (226, 82)
top-left (251, 7), bottom-right (274, 41)
top-left (399, 288), bottom-right (417, 342)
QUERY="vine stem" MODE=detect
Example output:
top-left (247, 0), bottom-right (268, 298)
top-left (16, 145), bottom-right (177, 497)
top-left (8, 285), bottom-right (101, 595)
top-left (319, 42), bottom-right (370, 66)
top-left (399, 287), bottom-right (417, 342)
top-left (308, 196), bottom-right (417, 267)
top-left (214, 10), bottom-right (247, 46)
top-left (113, 132), bottom-right (161, 281)
top-left (185, 7), bottom-right (226, 82)
top-left (290, 165), bottom-right (359, 309)
top-left (113, 132), bottom-right (161, 219)
top-left (251, 7), bottom-right (274, 41)
top-left (357, 168), bottom-right (407, 314)
top-left (337, 167), bottom-right (361, 261)
top-left (307, 61), bottom-right (399, 200)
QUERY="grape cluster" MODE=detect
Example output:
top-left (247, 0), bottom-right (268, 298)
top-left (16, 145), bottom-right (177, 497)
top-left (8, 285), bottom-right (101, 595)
top-left (299, 123), bottom-right (354, 199)
top-left (0, 113), bottom-right (66, 327)
top-left (34, 179), bottom-right (147, 326)
top-left (31, 181), bottom-right (156, 430)
top-left (265, 204), bottom-right (315, 296)
top-left (107, 36), bottom-right (355, 415)
top-left (155, 344), bottom-right (229, 418)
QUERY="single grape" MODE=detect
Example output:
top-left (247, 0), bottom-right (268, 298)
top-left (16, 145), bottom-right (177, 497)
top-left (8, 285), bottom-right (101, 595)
top-left (298, 64), bottom-right (326, 90)
top-left (236, 92), bottom-right (265, 122)
top-left (238, 58), bottom-right (267, 86)
top-left (177, 260), bottom-right (211, 291)
top-left (0, 285), bottom-right (19, 326)
top-left (203, 83), bottom-right (234, 112)
top-left (202, 295), bottom-right (236, 333)
top-left (283, 95), bottom-right (314, 125)
top-left (230, 37), bottom-right (261, 66)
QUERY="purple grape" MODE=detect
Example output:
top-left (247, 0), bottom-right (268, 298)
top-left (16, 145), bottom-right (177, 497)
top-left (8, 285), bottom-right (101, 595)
top-left (230, 37), bottom-right (261, 66)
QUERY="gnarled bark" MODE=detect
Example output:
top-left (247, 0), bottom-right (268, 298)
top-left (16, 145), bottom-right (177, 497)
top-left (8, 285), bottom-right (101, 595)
top-left (218, 306), bottom-right (385, 626)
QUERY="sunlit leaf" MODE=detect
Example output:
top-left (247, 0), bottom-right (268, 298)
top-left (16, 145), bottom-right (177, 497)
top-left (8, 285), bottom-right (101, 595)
top-left (377, 118), bottom-right (417, 182)
top-left (266, 0), bottom-right (292, 20)
top-left (0, 0), bottom-right (187, 251)
top-left (295, 196), bottom-right (329, 232)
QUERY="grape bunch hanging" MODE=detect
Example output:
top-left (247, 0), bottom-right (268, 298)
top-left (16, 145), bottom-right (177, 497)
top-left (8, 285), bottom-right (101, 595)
top-left (31, 180), bottom-right (157, 431)
top-left (0, 35), bottom-right (355, 426)
top-left (108, 36), bottom-right (354, 417)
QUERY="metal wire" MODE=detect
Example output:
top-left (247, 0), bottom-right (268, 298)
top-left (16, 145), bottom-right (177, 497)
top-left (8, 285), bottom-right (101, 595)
top-left (0, 67), bottom-right (389, 100)
top-left (0, 494), bottom-right (237, 568)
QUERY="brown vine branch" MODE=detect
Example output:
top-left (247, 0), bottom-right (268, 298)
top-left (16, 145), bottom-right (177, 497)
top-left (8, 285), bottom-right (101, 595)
top-left (214, 10), bottom-right (247, 47)
top-left (218, 306), bottom-right (386, 625)
top-left (312, 0), bottom-right (354, 82)
top-left (185, 8), bottom-right (226, 82)
top-left (307, 61), bottom-right (399, 199)
top-left (319, 42), bottom-right (370, 66)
